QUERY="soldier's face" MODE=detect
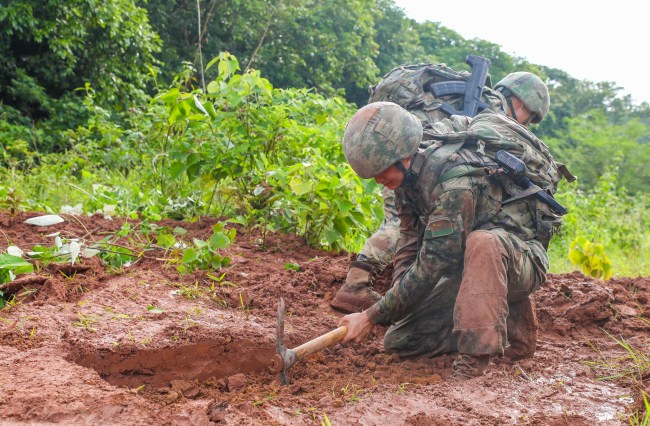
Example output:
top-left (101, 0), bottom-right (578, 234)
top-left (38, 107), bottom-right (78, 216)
top-left (509, 96), bottom-right (535, 126)
top-left (374, 159), bottom-right (410, 190)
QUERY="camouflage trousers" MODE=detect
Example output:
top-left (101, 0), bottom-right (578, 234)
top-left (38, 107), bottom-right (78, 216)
top-left (383, 228), bottom-right (547, 358)
top-left (357, 187), bottom-right (400, 272)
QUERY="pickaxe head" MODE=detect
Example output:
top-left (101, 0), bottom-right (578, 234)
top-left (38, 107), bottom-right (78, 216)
top-left (274, 298), bottom-right (298, 385)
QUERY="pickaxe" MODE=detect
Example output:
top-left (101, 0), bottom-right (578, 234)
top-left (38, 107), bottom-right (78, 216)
top-left (272, 298), bottom-right (347, 385)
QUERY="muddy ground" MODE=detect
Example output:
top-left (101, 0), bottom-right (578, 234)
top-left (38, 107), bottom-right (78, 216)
top-left (0, 211), bottom-right (648, 425)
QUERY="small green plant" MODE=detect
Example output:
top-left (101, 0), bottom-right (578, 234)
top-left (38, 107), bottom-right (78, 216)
top-left (83, 236), bottom-right (137, 269)
top-left (177, 223), bottom-right (235, 273)
top-left (396, 382), bottom-right (412, 395)
top-left (252, 393), bottom-right (276, 406)
top-left (207, 272), bottom-right (236, 287)
top-left (73, 312), bottom-right (99, 332)
top-left (176, 282), bottom-right (202, 300)
top-left (321, 413), bottom-right (332, 426)
top-left (27, 244), bottom-right (61, 263)
top-left (0, 293), bottom-right (20, 310)
top-left (629, 390), bottom-right (649, 426)
top-left (0, 187), bottom-right (28, 214)
top-left (0, 254), bottom-right (34, 308)
top-left (569, 236), bottom-right (613, 280)
top-left (585, 332), bottom-right (649, 424)
top-left (339, 382), bottom-right (362, 403)
top-left (147, 305), bottom-right (165, 314)
top-left (283, 262), bottom-right (302, 272)
top-left (239, 293), bottom-right (251, 320)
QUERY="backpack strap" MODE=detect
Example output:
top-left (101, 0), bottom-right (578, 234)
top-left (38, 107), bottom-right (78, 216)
top-left (438, 164), bottom-right (484, 184)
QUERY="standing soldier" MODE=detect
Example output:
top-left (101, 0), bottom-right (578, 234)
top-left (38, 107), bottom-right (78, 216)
top-left (336, 73), bottom-right (569, 379)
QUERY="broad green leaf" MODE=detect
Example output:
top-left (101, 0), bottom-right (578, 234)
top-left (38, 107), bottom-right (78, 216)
top-left (315, 113), bottom-right (328, 125)
top-left (0, 254), bottom-right (34, 284)
top-left (193, 239), bottom-right (208, 249)
top-left (173, 227), bottom-right (188, 235)
top-left (169, 162), bottom-right (188, 180)
top-left (207, 80), bottom-right (220, 94)
top-left (0, 254), bottom-right (34, 273)
top-left (209, 233), bottom-right (231, 250)
top-left (181, 248), bottom-right (198, 264)
top-left (210, 254), bottom-right (223, 269)
top-left (335, 200), bottom-right (354, 214)
top-left (323, 228), bottom-right (341, 245)
top-left (157, 233), bottom-right (176, 249)
top-left (205, 56), bottom-right (220, 71)
top-left (289, 178), bottom-right (312, 196)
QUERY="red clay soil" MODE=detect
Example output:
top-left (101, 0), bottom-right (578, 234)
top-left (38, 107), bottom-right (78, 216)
top-left (0, 211), bottom-right (648, 425)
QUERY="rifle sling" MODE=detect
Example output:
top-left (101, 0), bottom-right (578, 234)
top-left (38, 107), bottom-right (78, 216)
top-left (502, 185), bottom-right (543, 205)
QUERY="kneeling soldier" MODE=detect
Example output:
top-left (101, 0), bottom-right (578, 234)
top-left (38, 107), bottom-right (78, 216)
top-left (337, 98), bottom-right (553, 379)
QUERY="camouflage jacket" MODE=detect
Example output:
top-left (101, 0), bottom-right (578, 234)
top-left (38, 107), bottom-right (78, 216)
top-left (365, 115), bottom-right (549, 325)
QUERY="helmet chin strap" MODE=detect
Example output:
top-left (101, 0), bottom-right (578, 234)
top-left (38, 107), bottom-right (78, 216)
top-left (393, 153), bottom-right (424, 188)
top-left (498, 86), bottom-right (535, 127)
top-left (505, 96), bottom-right (519, 124)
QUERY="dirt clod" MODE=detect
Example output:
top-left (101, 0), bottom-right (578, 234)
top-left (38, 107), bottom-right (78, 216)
top-left (225, 373), bottom-right (247, 392)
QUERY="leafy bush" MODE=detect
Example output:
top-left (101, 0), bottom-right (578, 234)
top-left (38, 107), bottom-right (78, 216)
top-left (549, 167), bottom-right (650, 276)
top-left (0, 53), bottom-right (382, 253)
top-left (568, 237), bottom-right (612, 280)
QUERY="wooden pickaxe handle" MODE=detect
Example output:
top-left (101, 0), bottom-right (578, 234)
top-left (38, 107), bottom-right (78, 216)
top-left (292, 325), bottom-right (348, 360)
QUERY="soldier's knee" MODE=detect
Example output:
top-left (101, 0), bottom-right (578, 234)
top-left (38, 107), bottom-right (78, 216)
top-left (383, 328), bottom-right (403, 353)
top-left (466, 230), bottom-right (498, 252)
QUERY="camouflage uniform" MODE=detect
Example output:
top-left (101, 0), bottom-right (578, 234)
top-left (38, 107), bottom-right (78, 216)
top-left (364, 113), bottom-right (549, 359)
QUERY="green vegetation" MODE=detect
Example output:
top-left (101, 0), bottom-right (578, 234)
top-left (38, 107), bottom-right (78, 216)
top-left (549, 170), bottom-right (649, 276)
top-left (0, 253), bottom-right (34, 285)
top-left (1, 0), bottom-right (649, 278)
top-left (586, 332), bottom-right (650, 424)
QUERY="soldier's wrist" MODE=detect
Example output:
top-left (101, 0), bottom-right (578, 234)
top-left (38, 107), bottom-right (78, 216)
top-left (365, 303), bottom-right (387, 325)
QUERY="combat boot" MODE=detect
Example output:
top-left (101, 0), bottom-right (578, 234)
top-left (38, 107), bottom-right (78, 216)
top-left (330, 261), bottom-right (381, 314)
top-left (451, 353), bottom-right (490, 380)
top-left (504, 296), bottom-right (538, 361)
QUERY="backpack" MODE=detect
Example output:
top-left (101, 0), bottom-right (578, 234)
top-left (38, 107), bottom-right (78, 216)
top-left (425, 111), bottom-right (574, 194)
top-left (368, 63), bottom-right (506, 127)
top-left (419, 110), bottom-right (575, 246)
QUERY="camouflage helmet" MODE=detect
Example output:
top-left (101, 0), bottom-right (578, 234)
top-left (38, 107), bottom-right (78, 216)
top-left (494, 72), bottom-right (550, 123)
top-left (343, 102), bottom-right (422, 179)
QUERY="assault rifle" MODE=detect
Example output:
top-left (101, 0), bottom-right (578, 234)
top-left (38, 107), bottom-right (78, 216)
top-left (495, 150), bottom-right (569, 215)
top-left (428, 54), bottom-right (491, 117)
